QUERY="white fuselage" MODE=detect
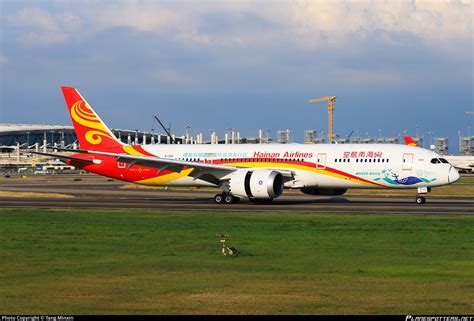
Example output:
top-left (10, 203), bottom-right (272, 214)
top-left (137, 143), bottom-right (458, 189)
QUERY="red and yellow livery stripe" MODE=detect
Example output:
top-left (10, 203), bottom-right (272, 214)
top-left (121, 153), bottom-right (383, 187)
top-left (215, 159), bottom-right (383, 187)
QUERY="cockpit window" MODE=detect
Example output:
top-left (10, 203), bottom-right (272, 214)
top-left (430, 158), bottom-right (440, 164)
top-left (439, 158), bottom-right (449, 164)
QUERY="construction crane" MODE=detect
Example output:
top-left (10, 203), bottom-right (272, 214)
top-left (308, 96), bottom-right (337, 143)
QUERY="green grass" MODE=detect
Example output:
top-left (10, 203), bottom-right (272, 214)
top-left (1, 209), bottom-right (473, 314)
top-left (458, 177), bottom-right (474, 184)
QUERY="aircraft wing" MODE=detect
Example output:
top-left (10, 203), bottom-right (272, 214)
top-left (39, 148), bottom-right (239, 185)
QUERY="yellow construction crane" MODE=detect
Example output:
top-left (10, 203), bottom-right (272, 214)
top-left (308, 96), bottom-right (337, 143)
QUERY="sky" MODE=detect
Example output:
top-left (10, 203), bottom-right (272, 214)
top-left (0, 0), bottom-right (472, 153)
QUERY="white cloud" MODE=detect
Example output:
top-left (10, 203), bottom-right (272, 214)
top-left (58, 13), bottom-right (82, 33)
top-left (7, 7), bottom-right (69, 44)
top-left (92, 1), bottom-right (184, 33)
top-left (5, 0), bottom-right (471, 51)
top-left (7, 7), bottom-right (58, 31)
top-left (274, 0), bottom-right (472, 50)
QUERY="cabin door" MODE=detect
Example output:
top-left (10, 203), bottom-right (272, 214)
top-left (402, 153), bottom-right (413, 170)
top-left (316, 153), bottom-right (326, 169)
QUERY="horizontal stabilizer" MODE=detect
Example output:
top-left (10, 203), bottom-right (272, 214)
top-left (26, 151), bottom-right (94, 163)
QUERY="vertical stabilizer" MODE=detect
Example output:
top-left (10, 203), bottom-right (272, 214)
top-left (61, 86), bottom-right (123, 151)
top-left (404, 136), bottom-right (417, 147)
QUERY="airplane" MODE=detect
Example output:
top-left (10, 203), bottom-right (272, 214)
top-left (32, 87), bottom-right (460, 205)
top-left (404, 136), bottom-right (473, 173)
top-left (444, 156), bottom-right (474, 173)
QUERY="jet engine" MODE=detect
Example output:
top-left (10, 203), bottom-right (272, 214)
top-left (300, 187), bottom-right (347, 196)
top-left (229, 169), bottom-right (284, 200)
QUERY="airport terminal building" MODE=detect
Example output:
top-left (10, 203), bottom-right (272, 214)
top-left (0, 124), bottom-right (77, 149)
top-left (0, 123), bottom-right (181, 151)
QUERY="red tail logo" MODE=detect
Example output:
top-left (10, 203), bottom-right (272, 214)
top-left (404, 136), bottom-right (417, 147)
top-left (61, 86), bottom-right (123, 151)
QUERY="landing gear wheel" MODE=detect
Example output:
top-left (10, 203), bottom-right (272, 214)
top-left (224, 194), bottom-right (235, 204)
top-left (415, 196), bottom-right (426, 204)
top-left (214, 193), bottom-right (225, 204)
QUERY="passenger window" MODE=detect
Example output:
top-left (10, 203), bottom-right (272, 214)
top-left (431, 158), bottom-right (440, 164)
top-left (439, 158), bottom-right (449, 164)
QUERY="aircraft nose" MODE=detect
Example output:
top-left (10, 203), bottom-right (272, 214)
top-left (448, 166), bottom-right (460, 184)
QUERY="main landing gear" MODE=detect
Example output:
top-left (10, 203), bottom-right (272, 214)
top-left (214, 193), bottom-right (240, 204)
top-left (415, 187), bottom-right (430, 205)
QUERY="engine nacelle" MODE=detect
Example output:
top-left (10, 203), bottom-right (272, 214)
top-left (229, 169), bottom-right (284, 199)
top-left (300, 187), bottom-right (347, 196)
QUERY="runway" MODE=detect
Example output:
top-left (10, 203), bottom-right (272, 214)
top-left (1, 174), bottom-right (473, 215)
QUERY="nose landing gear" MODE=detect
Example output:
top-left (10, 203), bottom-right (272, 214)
top-left (415, 186), bottom-right (431, 205)
top-left (415, 196), bottom-right (426, 204)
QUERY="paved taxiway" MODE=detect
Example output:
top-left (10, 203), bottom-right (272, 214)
top-left (0, 174), bottom-right (473, 215)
